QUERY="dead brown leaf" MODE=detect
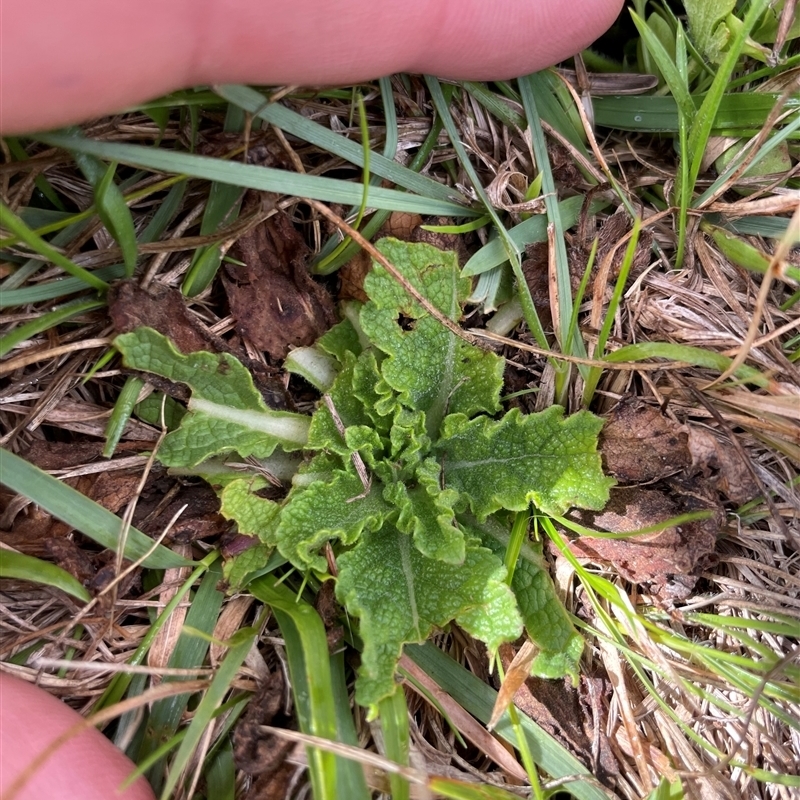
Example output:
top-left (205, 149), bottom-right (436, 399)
top-left (567, 482), bottom-right (723, 601)
top-left (109, 281), bottom-right (224, 356)
top-left (233, 669), bottom-right (294, 782)
top-left (601, 397), bottom-right (692, 482)
top-left (687, 426), bottom-right (759, 505)
top-left (224, 211), bottom-right (335, 359)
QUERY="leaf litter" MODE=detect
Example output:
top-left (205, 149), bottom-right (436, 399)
top-left (2, 36), bottom-right (800, 800)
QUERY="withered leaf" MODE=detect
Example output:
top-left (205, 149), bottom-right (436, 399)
top-left (138, 483), bottom-right (226, 544)
top-left (234, 670), bottom-right (294, 777)
top-left (109, 281), bottom-right (224, 356)
top-left (567, 483), bottom-right (722, 602)
top-left (224, 212), bottom-right (335, 359)
top-left (601, 397), bottom-right (692, 483)
top-left (687, 427), bottom-right (759, 505)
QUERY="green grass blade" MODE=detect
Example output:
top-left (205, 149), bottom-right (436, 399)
top-left (686, 0), bottom-right (770, 192)
top-left (159, 627), bottom-right (257, 800)
top-left (0, 201), bottom-right (109, 291)
top-left (248, 575), bottom-right (339, 800)
top-left (183, 104), bottom-right (246, 297)
top-left (0, 549), bottom-right (91, 602)
top-left (37, 132), bottom-right (476, 218)
top-left (519, 73), bottom-right (586, 363)
top-left (425, 75), bottom-right (547, 347)
top-left (95, 552), bottom-right (219, 713)
top-left (406, 642), bottom-right (609, 800)
top-left (591, 92), bottom-right (800, 133)
top-left (631, 11), bottom-right (695, 120)
top-left (602, 341), bottom-right (771, 387)
top-left (583, 219), bottom-right (642, 402)
top-left (462, 197), bottom-right (608, 277)
top-left (204, 739), bottom-right (237, 800)
top-left (94, 160), bottom-right (138, 276)
top-left (429, 776), bottom-right (525, 799)
top-left (1, 217), bottom-right (91, 292)
top-left (378, 688), bottom-right (411, 800)
top-left (0, 298), bottom-right (104, 358)
top-left (214, 84), bottom-right (457, 204)
top-left (330, 652), bottom-right (371, 800)
top-left (139, 562), bottom-right (225, 790)
top-left (103, 376), bottom-right (145, 458)
top-left (1, 264), bottom-right (126, 307)
top-left (139, 180), bottom-right (187, 243)
top-left (0, 449), bottom-right (191, 569)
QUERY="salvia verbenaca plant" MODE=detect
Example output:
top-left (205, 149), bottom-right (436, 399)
top-left (115, 238), bottom-right (613, 714)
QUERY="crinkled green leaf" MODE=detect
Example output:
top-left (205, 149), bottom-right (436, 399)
top-left (360, 238), bottom-right (504, 434)
top-left (351, 350), bottom-right (397, 431)
top-left (684, 0), bottom-right (735, 63)
top-left (387, 459), bottom-right (465, 564)
top-left (436, 407), bottom-right (613, 519)
top-left (278, 472), bottom-right (393, 571)
top-left (470, 515), bottom-right (583, 682)
top-left (306, 352), bottom-right (373, 456)
top-left (115, 328), bottom-right (310, 466)
top-left (317, 315), bottom-right (363, 362)
top-left (388, 409), bottom-right (431, 478)
top-left (218, 478), bottom-right (281, 590)
top-left (222, 542), bottom-right (273, 591)
top-left (336, 527), bottom-right (522, 710)
top-left (219, 477), bottom-right (281, 541)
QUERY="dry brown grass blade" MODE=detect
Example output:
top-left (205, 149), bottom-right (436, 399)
top-left (0, 338), bottom-right (111, 376)
top-left (487, 641), bottom-right (536, 731)
top-left (708, 201), bottom-right (800, 386)
top-left (398, 653), bottom-right (528, 782)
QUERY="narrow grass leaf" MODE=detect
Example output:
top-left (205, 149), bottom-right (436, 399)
top-left (406, 642), bottom-right (609, 800)
top-left (462, 197), bottom-right (607, 277)
top-left (632, 11), bottom-right (695, 120)
top-left (159, 627), bottom-right (257, 800)
top-left (37, 133), bottom-right (475, 217)
top-left (429, 776), bottom-right (525, 800)
top-left (591, 92), bottom-right (800, 133)
top-left (103, 376), bottom-right (145, 458)
top-left (329, 652), bottom-right (371, 800)
top-left (139, 562), bottom-right (225, 791)
top-left (0, 549), bottom-right (91, 602)
top-left (204, 739), bottom-right (236, 800)
top-left (0, 298), bottom-right (104, 358)
top-left (0, 201), bottom-right (108, 291)
top-left (0, 449), bottom-right (190, 568)
top-left (183, 104), bottom-right (246, 297)
top-left (519, 73), bottom-right (584, 360)
top-left (94, 160), bottom-right (138, 275)
top-left (139, 180), bottom-right (188, 243)
top-left (94, 553), bottom-right (218, 713)
top-left (214, 84), bottom-right (457, 204)
top-left (248, 575), bottom-right (339, 800)
top-left (602, 341), bottom-right (771, 388)
top-left (687, 0), bottom-right (770, 192)
top-left (583, 219), bottom-right (642, 402)
top-left (424, 76), bottom-right (546, 345)
top-left (378, 687), bottom-right (411, 800)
